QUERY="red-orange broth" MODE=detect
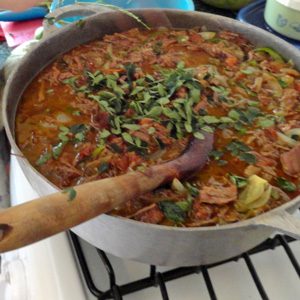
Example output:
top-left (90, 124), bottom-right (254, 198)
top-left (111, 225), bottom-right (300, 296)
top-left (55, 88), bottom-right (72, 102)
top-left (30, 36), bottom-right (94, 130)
top-left (16, 28), bottom-right (300, 226)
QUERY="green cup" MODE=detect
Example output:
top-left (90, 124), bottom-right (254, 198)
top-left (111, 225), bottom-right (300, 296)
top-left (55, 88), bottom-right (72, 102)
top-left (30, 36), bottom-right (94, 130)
top-left (264, 0), bottom-right (300, 41)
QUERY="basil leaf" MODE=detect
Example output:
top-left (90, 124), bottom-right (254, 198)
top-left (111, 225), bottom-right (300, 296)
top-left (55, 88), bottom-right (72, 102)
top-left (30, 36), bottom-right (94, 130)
top-left (276, 177), bottom-right (297, 192)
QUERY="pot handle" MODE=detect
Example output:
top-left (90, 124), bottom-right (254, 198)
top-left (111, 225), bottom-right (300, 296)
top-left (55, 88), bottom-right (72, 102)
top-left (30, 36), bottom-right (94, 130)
top-left (43, 3), bottom-right (113, 36)
top-left (254, 210), bottom-right (300, 239)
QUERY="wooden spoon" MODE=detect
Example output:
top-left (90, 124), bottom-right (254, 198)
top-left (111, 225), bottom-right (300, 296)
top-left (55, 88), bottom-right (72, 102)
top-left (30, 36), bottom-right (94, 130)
top-left (0, 133), bottom-right (213, 253)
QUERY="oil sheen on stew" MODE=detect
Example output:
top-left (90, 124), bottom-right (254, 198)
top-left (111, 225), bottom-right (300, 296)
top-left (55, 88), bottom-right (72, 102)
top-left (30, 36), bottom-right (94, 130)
top-left (16, 28), bottom-right (300, 227)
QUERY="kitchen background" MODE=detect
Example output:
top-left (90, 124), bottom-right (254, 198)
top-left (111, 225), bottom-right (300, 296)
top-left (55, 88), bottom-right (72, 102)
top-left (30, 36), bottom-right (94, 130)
top-left (0, 1), bottom-right (300, 299)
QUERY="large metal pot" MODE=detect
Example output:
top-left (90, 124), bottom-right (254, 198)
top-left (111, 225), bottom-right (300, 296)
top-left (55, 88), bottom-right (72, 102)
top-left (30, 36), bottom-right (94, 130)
top-left (3, 5), bottom-right (300, 266)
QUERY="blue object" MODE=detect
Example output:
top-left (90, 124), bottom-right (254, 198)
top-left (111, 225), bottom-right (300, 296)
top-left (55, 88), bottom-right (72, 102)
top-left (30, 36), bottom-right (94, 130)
top-left (51, 0), bottom-right (195, 11)
top-left (0, 7), bottom-right (48, 22)
top-left (237, 0), bottom-right (300, 49)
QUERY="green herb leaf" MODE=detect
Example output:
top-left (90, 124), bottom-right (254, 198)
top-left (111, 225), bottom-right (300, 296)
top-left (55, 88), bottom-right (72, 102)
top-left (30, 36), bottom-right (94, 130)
top-left (226, 140), bottom-right (251, 153)
top-left (211, 86), bottom-right (230, 98)
top-left (62, 187), bottom-right (77, 201)
top-left (193, 132), bottom-right (205, 140)
top-left (98, 162), bottom-right (110, 174)
top-left (209, 149), bottom-right (224, 160)
top-left (158, 201), bottom-right (186, 223)
top-left (276, 177), bottom-right (297, 192)
top-left (69, 124), bottom-right (87, 134)
top-left (257, 117), bottom-right (275, 128)
top-left (185, 182), bottom-right (199, 197)
top-left (239, 152), bottom-right (257, 164)
top-left (147, 106), bottom-right (162, 118)
top-left (176, 200), bottom-right (192, 212)
top-left (229, 174), bottom-right (248, 188)
top-left (36, 152), bottom-right (52, 166)
top-left (148, 127), bottom-right (156, 134)
top-left (228, 109), bottom-right (240, 120)
top-left (122, 124), bottom-right (141, 131)
top-left (52, 142), bottom-right (65, 159)
top-left (98, 129), bottom-right (111, 139)
top-left (217, 160), bottom-right (228, 166)
top-left (202, 115), bottom-right (220, 124)
top-left (278, 78), bottom-right (288, 88)
top-left (122, 132), bottom-right (134, 144)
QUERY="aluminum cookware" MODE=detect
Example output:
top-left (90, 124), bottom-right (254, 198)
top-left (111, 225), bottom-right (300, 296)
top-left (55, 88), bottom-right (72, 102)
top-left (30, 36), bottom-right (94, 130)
top-left (3, 5), bottom-right (300, 266)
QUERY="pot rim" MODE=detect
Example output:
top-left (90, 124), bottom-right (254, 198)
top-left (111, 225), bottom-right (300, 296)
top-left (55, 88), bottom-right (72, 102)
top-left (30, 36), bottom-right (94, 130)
top-left (3, 8), bottom-right (300, 233)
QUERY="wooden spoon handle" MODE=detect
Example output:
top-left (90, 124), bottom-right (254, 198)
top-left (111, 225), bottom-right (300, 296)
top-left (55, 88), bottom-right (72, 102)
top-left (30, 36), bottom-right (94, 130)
top-left (0, 164), bottom-right (171, 253)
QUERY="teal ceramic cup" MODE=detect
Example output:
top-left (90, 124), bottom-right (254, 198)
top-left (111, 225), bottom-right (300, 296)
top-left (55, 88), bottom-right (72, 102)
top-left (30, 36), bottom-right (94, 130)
top-left (265, 0), bottom-right (300, 41)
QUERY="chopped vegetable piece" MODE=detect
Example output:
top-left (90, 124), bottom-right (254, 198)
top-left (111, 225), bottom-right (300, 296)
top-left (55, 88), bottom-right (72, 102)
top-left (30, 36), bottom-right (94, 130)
top-left (254, 47), bottom-right (285, 62)
top-left (276, 177), bottom-right (297, 192)
top-left (236, 175), bottom-right (271, 211)
top-left (229, 174), bottom-right (248, 188)
top-left (158, 201), bottom-right (186, 223)
top-left (36, 152), bottom-right (52, 166)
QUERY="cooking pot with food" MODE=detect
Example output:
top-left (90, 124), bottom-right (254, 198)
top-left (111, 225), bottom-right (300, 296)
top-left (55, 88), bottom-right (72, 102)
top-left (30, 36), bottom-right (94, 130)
top-left (2, 5), bottom-right (300, 266)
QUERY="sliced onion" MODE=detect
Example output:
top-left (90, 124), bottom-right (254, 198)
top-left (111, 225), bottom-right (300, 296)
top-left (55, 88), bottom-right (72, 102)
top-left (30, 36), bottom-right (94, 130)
top-left (198, 32), bottom-right (216, 40)
top-left (56, 112), bottom-right (72, 123)
top-left (39, 121), bottom-right (57, 129)
top-left (171, 178), bottom-right (186, 194)
top-left (262, 73), bottom-right (283, 97)
top-left (276, 131), bottom-right (297, 147)
top-left (285, 128), bottom-right (300, 141)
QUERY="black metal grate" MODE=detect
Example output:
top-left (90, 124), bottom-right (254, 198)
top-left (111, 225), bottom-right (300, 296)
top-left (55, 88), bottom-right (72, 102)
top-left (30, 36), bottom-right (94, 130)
top-left (70, 233), bottom-right (299, 300)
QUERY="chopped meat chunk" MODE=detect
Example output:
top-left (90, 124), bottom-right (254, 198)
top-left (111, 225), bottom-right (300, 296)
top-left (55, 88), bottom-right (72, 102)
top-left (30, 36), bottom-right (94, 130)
top-left (280, 144), bottom-right (300, 177)
top-left (133, 204), bottom-right (164, 224)
top-left (199, 181), bottom-right (237, 205)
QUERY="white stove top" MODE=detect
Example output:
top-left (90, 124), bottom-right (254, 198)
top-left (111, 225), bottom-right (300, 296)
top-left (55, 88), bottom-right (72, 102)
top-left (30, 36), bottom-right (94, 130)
top-left (2, 155), bottom-right (300, 300)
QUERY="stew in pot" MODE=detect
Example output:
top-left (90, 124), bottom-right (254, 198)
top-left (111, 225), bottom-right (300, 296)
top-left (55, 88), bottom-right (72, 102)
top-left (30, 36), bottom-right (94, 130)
top-left (16, 28), bottom-right (300, 226)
